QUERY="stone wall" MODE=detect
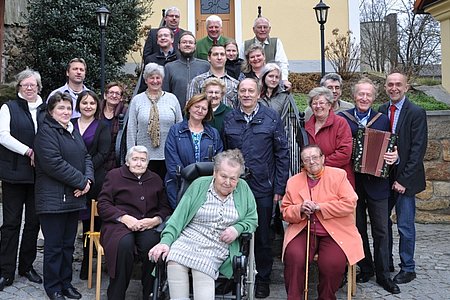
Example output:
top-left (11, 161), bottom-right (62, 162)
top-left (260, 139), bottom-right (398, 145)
top-left (416, 111), bottom-right (450, 223)
top-left (2, 24), bottom-right (30, 82)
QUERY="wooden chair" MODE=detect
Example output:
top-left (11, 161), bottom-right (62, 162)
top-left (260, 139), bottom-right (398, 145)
top-left (312, 255), bottom-right (356, 299)
top-left (87, 199), bottom-right (104, 300)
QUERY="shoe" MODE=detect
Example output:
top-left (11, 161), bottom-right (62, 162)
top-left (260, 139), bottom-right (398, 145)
top-left (389, 265), bottom-right (395, 272)
top-left (62, 287), bottom-right (82, 299)
top-left (356, 272), bottom-right (374, 283)
top-left (0, 275), bottom-right (14, 290)
top-left (255, 282), bottom-right (270, 298)
top-left (20, 268), bottom-right (42, 284)
top-left (393, 270), bottom-right (416, 284)
top-left (48, 291), bottom-right (66, 300)
top-left (377, 278), bottom-right (401, 294)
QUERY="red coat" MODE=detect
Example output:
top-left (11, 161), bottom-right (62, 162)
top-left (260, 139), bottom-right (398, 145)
top-left (281, 166), bottom-right (364, 265)
top-left (97, 165), bottom-right (172, 277)
top-left (305, 111), bottom-right (355, 188)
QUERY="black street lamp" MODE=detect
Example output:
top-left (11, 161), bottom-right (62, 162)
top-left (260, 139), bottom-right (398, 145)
top-left (96, 6), bottom-right (111, 97)
top-left (314, 0), bottom-right (330, 78)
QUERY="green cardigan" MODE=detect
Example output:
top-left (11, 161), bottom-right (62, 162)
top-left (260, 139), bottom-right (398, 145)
top-left (160, 175), bottom-right (258, 278)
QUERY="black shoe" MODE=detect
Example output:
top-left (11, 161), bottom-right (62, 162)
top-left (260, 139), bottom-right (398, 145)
top-left (20, 268), bottom-right (42, 284)
top-left (0, 276), bottom-right (14, 290)
top-left (356, 272), bottom-right (374, 283)
top-left (62, 287), bottom-right (82, 299)
top-left (48, 291), bottom-right (66, 300)
top-left (255, 282), bottom-right (270, 298)
top-left (389, 265), bottom-right (395, 272)
top-left (377, 278), bottom-right (401, 294)
top-left (393, 270), bottom-right (416, 284)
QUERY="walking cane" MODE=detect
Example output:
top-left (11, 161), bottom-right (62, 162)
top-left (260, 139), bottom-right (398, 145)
top-left (304, 216), bottom-right (311, 299)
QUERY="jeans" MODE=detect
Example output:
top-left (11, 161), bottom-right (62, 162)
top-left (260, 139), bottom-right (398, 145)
top-left (388, 192), bottom-right (416, 272)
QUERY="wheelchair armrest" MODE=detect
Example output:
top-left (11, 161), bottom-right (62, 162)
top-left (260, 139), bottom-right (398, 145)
top-left (239, 232), bottom-right (252, 257)
top-left (154, 216), bottom-right (170, 233)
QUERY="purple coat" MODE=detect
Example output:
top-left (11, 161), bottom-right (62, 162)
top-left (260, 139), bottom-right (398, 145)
top-left (97, 165), bottom-right (172, 277)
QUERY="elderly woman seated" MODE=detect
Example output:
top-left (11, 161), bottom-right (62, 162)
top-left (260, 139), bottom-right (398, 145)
top-left (149, 149), bottom-right (258, 300)
top-left (97, 145), bottom-right (171, 300)
top-left (281, 144), bottom-right (364, 300)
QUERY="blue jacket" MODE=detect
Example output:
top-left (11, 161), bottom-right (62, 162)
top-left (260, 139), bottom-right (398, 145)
top-left (222, 105), bottom-right (289, 203)
top-left (164, 119), bottom-right (223, 208)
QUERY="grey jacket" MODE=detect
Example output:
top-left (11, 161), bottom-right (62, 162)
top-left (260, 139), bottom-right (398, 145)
top-left (163, 54), bottom-right (209, 109)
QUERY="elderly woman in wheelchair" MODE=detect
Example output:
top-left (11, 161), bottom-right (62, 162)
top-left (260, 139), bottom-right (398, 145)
top-left (149, 149), bottom-right (258, 299)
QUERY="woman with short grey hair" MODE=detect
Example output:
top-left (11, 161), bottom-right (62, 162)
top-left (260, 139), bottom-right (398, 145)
top-left (0, 68), bottom-right (47, 290)
top-left (127, 62), bottom-right (182, 180)
top-left (304, 86), bottom-right (354, 187)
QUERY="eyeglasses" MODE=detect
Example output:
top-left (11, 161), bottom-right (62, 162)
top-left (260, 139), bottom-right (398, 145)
top-left (311, 101), bottom-right (329, 107)
top-left (107, 91), bottom-right (122, 96)
top-left (20, 83), bottom-right (37, 89)
top-left (302, 155), bottom-right (322, 164)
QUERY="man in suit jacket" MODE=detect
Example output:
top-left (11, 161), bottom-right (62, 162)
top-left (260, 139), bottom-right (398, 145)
top-left (339, 78), bottom-right (400, 294)
top-left (378, 72), bottom-right (427, 285)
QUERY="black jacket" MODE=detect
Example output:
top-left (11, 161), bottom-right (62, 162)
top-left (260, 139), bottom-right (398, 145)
top-left (378, 98), bottom-right (427, 196)
top-left (0, 97), bottom-right (46, 183)
top-left (34, 114), bottom-right (94, 214)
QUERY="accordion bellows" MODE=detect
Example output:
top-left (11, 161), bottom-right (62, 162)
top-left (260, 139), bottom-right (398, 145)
top-left (352, 127), bottom-right (397, 178)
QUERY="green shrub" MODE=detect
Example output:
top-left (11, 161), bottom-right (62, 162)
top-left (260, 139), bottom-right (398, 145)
top-left (26, 0), bottom-right (152, 97)
top-left (414, 77), bottom-right (442, 86)
top-left (407, 91), bottom-right (450, 110)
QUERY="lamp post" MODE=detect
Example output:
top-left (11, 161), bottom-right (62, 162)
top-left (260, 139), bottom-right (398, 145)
top-left (96, 6), bottom-right (111, 97)
top-left (314, 0), bottom-right (329, 78)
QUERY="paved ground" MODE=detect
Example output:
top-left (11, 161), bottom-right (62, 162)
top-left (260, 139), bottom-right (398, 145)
top-left (1, 202), bottom-right (450, 299)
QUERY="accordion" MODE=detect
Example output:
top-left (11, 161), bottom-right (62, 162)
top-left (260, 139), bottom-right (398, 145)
top-left (352, 127), bottom-right (397, 178)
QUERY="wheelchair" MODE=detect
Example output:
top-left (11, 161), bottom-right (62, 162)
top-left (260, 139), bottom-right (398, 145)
top-left (152, 162), bottom-right (256, 300)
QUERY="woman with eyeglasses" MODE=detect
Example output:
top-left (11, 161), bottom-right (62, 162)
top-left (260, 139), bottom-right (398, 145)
top-left (305, 87), bottom-right (354, 187)
top-left (164, 93), bottom-right (223, 209)
top-left (281, 144), bottom-right (363, 300)
top-left (0, 68), bottom-right (46, 290)
top-left (101, 82), bottom-right (128, 171)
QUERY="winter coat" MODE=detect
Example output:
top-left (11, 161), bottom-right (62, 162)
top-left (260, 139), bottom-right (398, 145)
top-left (34, 114), bottom-right (94, 214)
top-left (164, 119), bottom-right (223, 208)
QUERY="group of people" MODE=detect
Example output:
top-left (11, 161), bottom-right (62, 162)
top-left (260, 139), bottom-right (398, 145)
top-left (0, 6), bottom-right (428, 300)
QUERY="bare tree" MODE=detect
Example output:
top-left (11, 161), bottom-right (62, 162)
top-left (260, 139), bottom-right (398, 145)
top-left (325, 28), bottom-right (360, 80)
top-left (359, 0), bottom-right (396, 73)
top-left (394, 0), bottom-right (441, 79)
top-left (359, 0), bottom-right (441, 78)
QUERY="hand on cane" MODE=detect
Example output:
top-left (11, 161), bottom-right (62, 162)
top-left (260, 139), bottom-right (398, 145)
top-left (301, 200), bottom-right (318, 217)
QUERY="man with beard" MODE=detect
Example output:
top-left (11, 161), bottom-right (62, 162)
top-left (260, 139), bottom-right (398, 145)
top-left (163, 32), bottom-right (210, 109)
top-left (47, 58), bottom-right (89, 119)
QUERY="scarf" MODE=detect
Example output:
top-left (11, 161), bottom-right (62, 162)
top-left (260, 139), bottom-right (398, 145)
top-left (146, 91), bottom-right (161, 148)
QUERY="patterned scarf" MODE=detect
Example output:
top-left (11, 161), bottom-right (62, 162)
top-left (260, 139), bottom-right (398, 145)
top-left (146, 91), bottom-right (161, 148)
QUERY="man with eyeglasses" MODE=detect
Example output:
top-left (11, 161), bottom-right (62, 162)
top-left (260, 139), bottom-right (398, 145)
top-left (163, 32), bottom-right (209, 109)
top-left (142, 7), bottom-right (185, 63)
top-left (305, 73), bottom-right (354, 121)
top-left (241, 17), bottom-right (289, 86)
top-left (47, 57), bottom-right (89, 119)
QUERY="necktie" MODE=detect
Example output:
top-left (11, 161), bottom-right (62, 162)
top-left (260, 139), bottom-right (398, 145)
top-left (389, 105), bottom-right (396, 132)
